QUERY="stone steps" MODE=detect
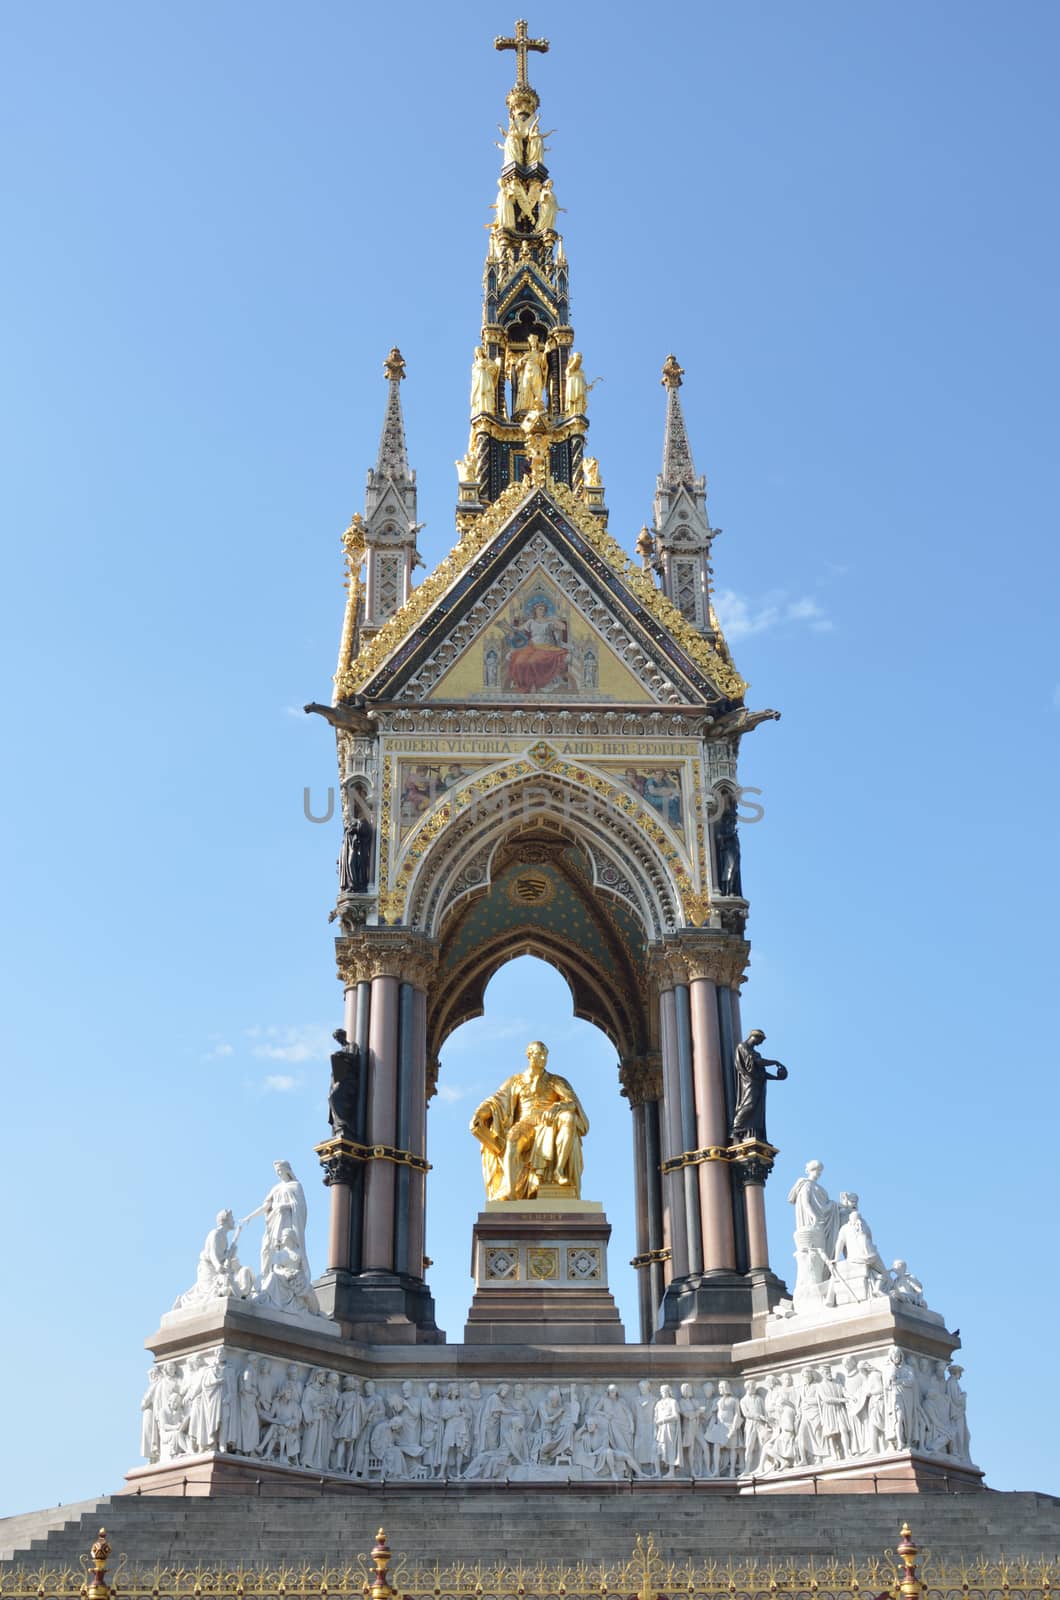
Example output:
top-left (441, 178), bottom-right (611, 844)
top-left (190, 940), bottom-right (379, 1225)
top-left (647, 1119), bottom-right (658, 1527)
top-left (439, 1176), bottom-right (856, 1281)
top-left (2, 1491), bottom-right (1059, 1571)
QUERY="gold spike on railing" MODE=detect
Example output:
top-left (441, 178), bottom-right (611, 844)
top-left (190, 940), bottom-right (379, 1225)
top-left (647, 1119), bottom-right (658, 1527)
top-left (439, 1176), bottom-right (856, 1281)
top-left (370, 1530), bottom-right (393, 1600)
top-left (85, 1529), bottom-right (112, 1600)
top-left (897, 1523), bottom-right (921, 1600)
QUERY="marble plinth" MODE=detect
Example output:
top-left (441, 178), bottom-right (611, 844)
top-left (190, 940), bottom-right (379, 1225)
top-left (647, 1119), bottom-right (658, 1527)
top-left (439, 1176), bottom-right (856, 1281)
top-left (463, 1199), bottom-right (625, 1344)
top-left (132, 1294), bottom-right (978, 1494)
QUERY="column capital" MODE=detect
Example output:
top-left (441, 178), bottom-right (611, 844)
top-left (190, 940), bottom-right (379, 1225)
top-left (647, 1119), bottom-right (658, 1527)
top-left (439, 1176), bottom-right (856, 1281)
top-left (619, 1053), bottom-right (663, 1106)
top-left (316, 1138), bottom-right (362, 1188)
top-left (677, 931), bottom-right (751, 989)
top-left (336, 929), bottom-right (438, 988)
top-left (648, 945), bottom-right (688, 990)
top-left (649, 933), bottom-right (750, 991)
top-left (729, 1137), bottom-right (779, 1186)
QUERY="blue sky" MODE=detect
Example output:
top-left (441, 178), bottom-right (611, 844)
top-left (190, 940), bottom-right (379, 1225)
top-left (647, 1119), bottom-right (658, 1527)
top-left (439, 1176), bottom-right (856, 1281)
top-left (2, 0), bottom-right (1058, 1514)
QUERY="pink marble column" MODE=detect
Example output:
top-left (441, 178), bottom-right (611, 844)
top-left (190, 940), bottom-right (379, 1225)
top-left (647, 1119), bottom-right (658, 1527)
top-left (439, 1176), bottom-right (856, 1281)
top-left (327, 1183), bottom-right (353, 1273)
top-left (406, 986), bottom-right (428, 1279)
top-left (363, 973), bottom-right (399, 1271)
top-left (659, 986), bottom-right (690, 1279)
top-left (689, 977), bottom-right (737, 1272)
top-left (744, 1181), bottom-right (770, 1271)
top-left (343, 983), bottom-right (358, 1044)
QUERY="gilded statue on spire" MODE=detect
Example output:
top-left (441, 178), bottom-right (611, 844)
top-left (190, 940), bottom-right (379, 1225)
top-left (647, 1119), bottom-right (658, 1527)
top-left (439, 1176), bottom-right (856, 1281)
top-left (470, 345), bottom-right (500, 417)
top-left (470, 1040), bottom-right (588, 1201)
top-left (513, 334), bottom-right (548, 414)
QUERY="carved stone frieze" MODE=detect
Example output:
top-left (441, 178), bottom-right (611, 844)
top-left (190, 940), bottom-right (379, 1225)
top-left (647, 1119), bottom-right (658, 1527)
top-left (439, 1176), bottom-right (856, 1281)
top-left (140, 1342), bottom-right (975, 1481)
top-left (372, 707), bottom-right (718, 739)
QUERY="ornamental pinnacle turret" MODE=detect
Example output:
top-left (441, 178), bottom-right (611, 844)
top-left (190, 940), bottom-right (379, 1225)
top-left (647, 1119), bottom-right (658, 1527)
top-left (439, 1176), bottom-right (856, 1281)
top-left (456, 19), bottom-right (603, 526)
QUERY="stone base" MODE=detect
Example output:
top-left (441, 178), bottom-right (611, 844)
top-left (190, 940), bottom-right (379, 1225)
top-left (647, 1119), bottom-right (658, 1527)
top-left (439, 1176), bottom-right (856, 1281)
top-left (656, 1269), bottom-right (788, 1344)
top-left (313, 1269), bottom-right (444, 1345)
top-left (737, 1451), bottom-right (984, 1495)
top-left (124, 1446), bottom-right (983, 1499)
top-left (134, 1299), bottom-right (978, 1494)
top-left (464, 1201), bottom-right (624, 1344)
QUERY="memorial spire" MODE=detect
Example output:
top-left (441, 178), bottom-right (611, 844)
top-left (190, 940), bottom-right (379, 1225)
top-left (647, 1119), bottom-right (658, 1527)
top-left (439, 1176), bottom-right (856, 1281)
top-left (652, 354), bottom-right (717, 637)
top-left (358, 347), bottom-right (421, 641)
top-left (456, 19), bottom-right (602, 524)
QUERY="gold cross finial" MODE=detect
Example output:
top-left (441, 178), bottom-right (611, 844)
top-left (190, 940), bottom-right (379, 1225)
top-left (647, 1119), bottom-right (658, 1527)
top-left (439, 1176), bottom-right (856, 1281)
top-left (494, 18), bottom-right (549, 89)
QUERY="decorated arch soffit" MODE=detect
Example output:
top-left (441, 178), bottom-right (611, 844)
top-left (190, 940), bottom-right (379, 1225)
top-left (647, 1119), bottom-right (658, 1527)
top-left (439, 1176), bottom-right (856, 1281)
top-left (337, 482), bottom-right (747, 707)
top-left (427, 841), bottom-right (650, 1070)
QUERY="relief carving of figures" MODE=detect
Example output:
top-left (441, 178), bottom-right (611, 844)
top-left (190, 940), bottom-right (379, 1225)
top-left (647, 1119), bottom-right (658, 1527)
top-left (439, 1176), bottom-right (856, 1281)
top-left (714, 1379), bottom-right (743, 1477)
top-left (634, 1381), bottom-right (658, 1477)
top-left (142, 1353), bottom-right (973, 1480)
top-left (816, 1367), bottom-right (852, 1461)
top-left (140, 1369), bottom-right (161, 1463)
top-left (237, 1359), bottom-right (261, 1458)
top-left (739, 1384), bottom-right (770, 1476)
top-left (595, 1383), bottom-right (637, 1464)
top-left (884, 1348), bottom-right (919, 1450)
top-left (946, 1364), bottom-right (971, 1458)
top-left (440, 1383), bottom-right (471, 1476)
top-left (653, 1383), bottom-right (682, 1477)
top-left (331, 1375), bottom-right (364, 1474)
top-left (919, 1357), bottom-right (955, 1455)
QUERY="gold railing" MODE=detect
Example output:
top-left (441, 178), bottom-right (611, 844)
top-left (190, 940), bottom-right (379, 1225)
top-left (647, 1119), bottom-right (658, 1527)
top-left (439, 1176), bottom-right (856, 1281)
top-left (2, 1525), bottom-right (1058, 1600)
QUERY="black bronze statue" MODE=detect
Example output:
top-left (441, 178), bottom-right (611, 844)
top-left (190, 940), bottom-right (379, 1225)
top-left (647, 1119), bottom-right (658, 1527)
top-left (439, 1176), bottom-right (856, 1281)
top-left (714, 791), bottom-right (743, 898)
top-left (338, 816), bottom-right (373, 895)
top-left (730, 1029), bottom-right (788, 1143)
top-left (328, 1028), bottom-right (362, 1142)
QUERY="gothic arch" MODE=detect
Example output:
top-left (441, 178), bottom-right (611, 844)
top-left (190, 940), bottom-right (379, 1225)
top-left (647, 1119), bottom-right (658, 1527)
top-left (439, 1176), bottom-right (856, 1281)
top-left (403, 766), bottom-right (688, 942)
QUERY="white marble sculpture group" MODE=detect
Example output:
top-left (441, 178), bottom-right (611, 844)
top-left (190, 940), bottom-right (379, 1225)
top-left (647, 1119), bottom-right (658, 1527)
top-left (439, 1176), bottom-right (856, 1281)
top-left (170, 1162), bottom-right (325, 1322)
top-left (778, 1161), bottom-right (934, 1319)
top-left (145, 1156), bottom-right (971, 1482)
top-left (140, 1349), bottom-right (972, 1482)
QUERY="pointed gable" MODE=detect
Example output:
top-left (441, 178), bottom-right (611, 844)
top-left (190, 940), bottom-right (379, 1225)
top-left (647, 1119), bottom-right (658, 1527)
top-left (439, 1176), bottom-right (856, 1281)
top-left (339, 480), bottom-right (746, 706)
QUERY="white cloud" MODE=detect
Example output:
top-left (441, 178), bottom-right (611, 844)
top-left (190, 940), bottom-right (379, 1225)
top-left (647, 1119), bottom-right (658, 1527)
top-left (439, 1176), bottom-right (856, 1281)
top-left (443, 1016), bottom-right (530, 1053)
top-left (435, 1083), bottom-right (468, 1104)
top-left (247, 1024), bottom-right (333, 1065)
top-left (714, 588), bottom-right (832, 640)
top-left (202, 1040), bottom-right (234, 1061)
top-left (263, 1073), bottom-right (300, 1093)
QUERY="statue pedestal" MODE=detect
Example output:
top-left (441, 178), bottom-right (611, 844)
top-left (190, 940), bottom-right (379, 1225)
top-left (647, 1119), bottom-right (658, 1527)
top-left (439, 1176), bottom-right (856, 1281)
top-left (463, 1199), bottom-right (625, 1344)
